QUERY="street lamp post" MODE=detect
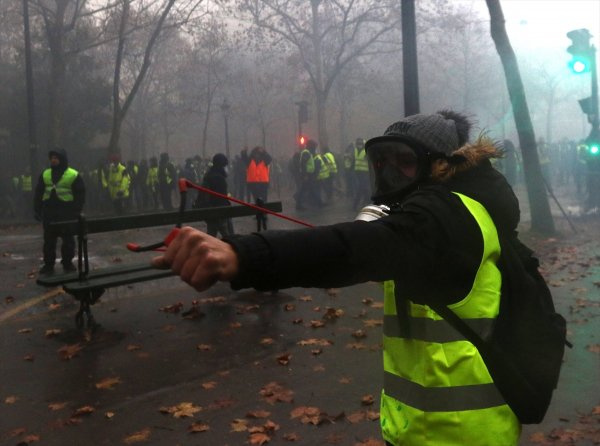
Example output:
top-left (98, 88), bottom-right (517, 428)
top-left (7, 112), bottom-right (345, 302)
top-left (221, 99), bottom-right (231, 159)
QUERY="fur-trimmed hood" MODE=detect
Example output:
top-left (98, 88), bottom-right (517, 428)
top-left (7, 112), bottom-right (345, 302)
top-left (430, 136), bottom-right (521, 234)
top-left (431, 135), bottom-right (502, 182)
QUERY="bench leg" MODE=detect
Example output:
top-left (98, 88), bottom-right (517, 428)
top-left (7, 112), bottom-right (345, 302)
top-left (73, 288), bottom-right (104, 330)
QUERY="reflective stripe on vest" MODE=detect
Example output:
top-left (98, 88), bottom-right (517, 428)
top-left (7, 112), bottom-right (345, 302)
top-left (246, 159), bottom-right (270, 183)
top-left (380, 192), bottom-right (520, 446)
top-left (315, 155), bottom-right (329, 180)
top-left (21, 175), bottom-right (32, 192)
top-left (354, 147), bottom-right (368, 171)
top-left (42, 168), bottom-right (78, 201)
top-left (324, 152), bottom-right (338, 174)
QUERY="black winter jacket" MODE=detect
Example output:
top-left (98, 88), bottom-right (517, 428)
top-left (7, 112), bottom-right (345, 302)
top-left (225, 139), bottom-right (520, 306)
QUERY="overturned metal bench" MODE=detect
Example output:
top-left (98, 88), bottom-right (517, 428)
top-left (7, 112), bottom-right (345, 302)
top-left (37, 202), bottom-right (282, 329)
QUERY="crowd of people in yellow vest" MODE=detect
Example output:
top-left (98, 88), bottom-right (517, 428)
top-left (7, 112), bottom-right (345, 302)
top-left (1, 137), bottom-right (416, 222)
top-left (291, 137), bottom-right (371, 211)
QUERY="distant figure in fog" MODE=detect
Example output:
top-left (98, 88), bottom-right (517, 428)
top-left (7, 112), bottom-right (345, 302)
top-left (34, 148), bottom-right (85, 274)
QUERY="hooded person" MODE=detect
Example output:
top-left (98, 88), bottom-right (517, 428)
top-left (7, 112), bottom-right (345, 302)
top-left (151, 110), bottom-right (523, 446)
top-left (34, 147), bottom-right (86, 274)
top-left (158, 152), bottom-right (176, 210)
top-left (197, 153), bottom-right (234, 237)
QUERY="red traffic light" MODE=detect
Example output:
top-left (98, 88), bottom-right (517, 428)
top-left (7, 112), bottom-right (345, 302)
top-left (299, 135), bottom-right (306, 146)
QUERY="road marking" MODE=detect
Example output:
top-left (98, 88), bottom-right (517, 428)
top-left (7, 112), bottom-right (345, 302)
top-left (0, 287), bottom-right (65, 324)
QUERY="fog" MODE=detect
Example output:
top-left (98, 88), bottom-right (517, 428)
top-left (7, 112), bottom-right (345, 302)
top-left (0, 0), bottom-right (598, 171)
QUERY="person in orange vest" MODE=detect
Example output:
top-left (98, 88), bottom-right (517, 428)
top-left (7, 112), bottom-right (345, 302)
top-left (243, 145), bottom-right (272, 203)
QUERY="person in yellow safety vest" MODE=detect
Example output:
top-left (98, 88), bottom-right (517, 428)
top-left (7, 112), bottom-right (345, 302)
top-left (243, 146), bottom-right (272, 203)
top-left (295, 139), bottom-right (322, 210)
top-left (158, 152), bottom-right (176, 210)
top-left (353, 137), bottom-right (370, 210)
top-left (34, 148), bottom-right (85, 274)
top-left (152, 110), bottom-right (524, 446)
top-left (322, 147), bottom-right (338, 202)
top-left (343, 143), bottom-right (355, 199)
top-left (19, 166), bottom-right (34, 219)
top-left (147, 157), bottom-right (160, 210)
top-left (104, 153), bottom-right (130, 215)
top-left (313, 151), bottom-right (329, 204)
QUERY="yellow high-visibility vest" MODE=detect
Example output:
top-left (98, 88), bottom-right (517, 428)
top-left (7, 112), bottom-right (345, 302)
top-left (42, 168), bottom-right (78, 201)
top-left (380, 192), bottom-right (520, 446)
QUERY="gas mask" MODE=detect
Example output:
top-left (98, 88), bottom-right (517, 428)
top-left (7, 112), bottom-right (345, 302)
top-left (365, 139), bottom-right (424, 205)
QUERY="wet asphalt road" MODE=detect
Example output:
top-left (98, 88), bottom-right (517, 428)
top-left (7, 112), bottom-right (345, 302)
top-left (0, 189), bottom-right (598, 446)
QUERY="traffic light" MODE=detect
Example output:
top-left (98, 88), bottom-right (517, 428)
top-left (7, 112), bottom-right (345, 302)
top-left (299, 135), bottom-right (306, 147)
top-left (566, 28), bottom-right (592, 74)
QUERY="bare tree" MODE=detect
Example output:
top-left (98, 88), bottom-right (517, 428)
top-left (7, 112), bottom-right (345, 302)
top-left (238, 0), bottom-right (401, 147)
top-left (485, 0), bottom-right (554, 234)
top-left (31, 0), bottom-right (121, 147)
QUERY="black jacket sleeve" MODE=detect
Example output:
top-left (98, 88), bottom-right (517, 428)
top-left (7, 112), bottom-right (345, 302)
top-left (72, 174), bottom-right (85, 212)
top-left (225, 189), bottom-right (483, 305)
top-left (33, 173), bottom-right (45, 216)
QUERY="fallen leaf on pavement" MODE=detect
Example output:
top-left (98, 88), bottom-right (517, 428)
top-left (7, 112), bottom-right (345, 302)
top-left (159, 302), bottom-right (183, 313)
top-left (587, 344), bottom-right (600, 354)
top-left (297, 338), bottom-right (332, 347)
top-left (201, 381), bottom-right (217, 390)
top-left (5, 395), bottom-right (18, 404)
top-left (283, 432), bottom-right (299, 441)
top-left (57, 343), bottom-right (82, 360)
top-left (123, 428), bottom-right (151, 444)
top-left (127, 344), bottom-right (142, 351)
top-left (18, 328), bottom-right (32, 334)
top-left (95, 377), bottom-right (122, 390)
top-left (323, 307), bottom-right (344, 320)
top-left (249, 432), bottom-right (271, 445)
top-left (352, 330), bottom-right (367, 339)
top-left (72, 405), bottom-right (95, 416)
top-left (7, 427), bottom-right (26, 437)
top-left (105, 411), bottom-right (115, 419)
top-left (197, 343), bottom-right (213, 351)
top-left (260, 382), bottom-right (294, 404)
top-left (159, 402), bottom-right (201, 418)
top-left (361, 394), bottom-right (375, 406)
top-left (277, 352), bottom-right (291, 365)
top-left (48, 402), bottom-right (67, 411)
top-left (188, 422), bottom-right (210, 433)
top-left (347, 411), bottom-right (365, 423)
top-left (290, 406), bottom-right (323, 425)
top-left (45, 328), bottom-right (62, 338)
top-left (310, 320), bottom-right (325, 328)
top-left (231, 418), bottom-right (249, 432)
top-left (22, 434), bottom-right (40, 443)
top-left (260, 337), bottom-right (275, 345)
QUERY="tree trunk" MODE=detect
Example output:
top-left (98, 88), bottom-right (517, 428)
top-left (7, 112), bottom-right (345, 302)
top-left (45, 0), bottom-right (69, 148)
top-left (107, 0), bottom-right (176, 158)
top-left (310, 0), bottom-right (328, 147)
top-left (485, 0), bottom-right (554, 234)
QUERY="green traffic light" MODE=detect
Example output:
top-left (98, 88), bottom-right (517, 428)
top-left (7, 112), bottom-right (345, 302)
top-left (591, 145), bottom-right (599, 155)
top-left (569, 57), bottom-right (590, 73)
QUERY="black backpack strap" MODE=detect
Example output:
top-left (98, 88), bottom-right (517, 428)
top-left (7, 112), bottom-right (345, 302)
top-left (427, 302), bottom-right (489, 353)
